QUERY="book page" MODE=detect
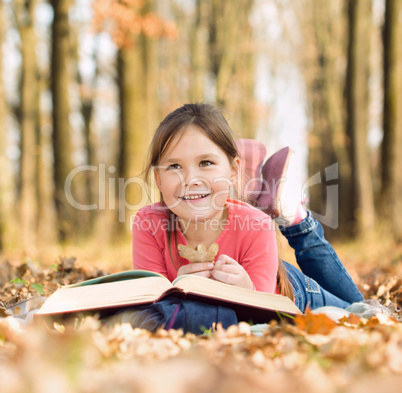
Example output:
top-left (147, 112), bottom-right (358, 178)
top-left (37, 276), bottom-right (172, 315)
top-left (172, 275), bottom-right (300, 315)
top-left (66, 270), bottom-right (166, 288)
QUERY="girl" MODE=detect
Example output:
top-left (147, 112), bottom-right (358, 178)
top-left (133, 103), bottom-right (278, 294)
top-left (130, 103), bottom-right (363, 331)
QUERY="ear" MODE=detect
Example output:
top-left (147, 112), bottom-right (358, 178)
top-left (230, 157), bottom-right (241, 184)
top-left (153, 168), bottom-right (162, 190)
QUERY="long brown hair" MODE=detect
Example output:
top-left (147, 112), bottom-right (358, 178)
top-left (145, 103), bottom-right (238, 178)
top-left (144, 103), bottom-right (293, 300)
top-left (144, 103), bottom-right (239, 270)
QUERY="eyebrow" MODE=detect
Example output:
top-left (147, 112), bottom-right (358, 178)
top-left (160, 153), bottom-right (221, 164)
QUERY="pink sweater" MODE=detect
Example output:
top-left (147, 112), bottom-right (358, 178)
top-left (132, 199), bottom-right (279, 293)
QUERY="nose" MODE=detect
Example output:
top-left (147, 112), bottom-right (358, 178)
top-left (183, 167), bottom-right (204, 187)
top-left (185, 178), bottom-right (203, 187)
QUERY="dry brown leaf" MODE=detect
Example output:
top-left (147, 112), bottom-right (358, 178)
top-left (177, 243), bottom-right (219, 263)
top-left (294, 309), bottom-right (337, 335)
top-left (339, 314), bottom-right (365, 327)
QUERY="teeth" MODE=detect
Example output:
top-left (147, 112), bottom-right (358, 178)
top-left (182, 194), bottom-right (207, 200)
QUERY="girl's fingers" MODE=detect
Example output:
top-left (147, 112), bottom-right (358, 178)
top-left (213, 263), bottom-right (240, 273)
top-left (210, 269), bottom-right (236, 285)
top-left (176, 257), bottom-right (253, 288)
top-left (177, 262), bottom-right (214, 276)
top-left (215, 254), bottom-right (237, 266)
top-left (211, 255), bottom-right (254, 289)
top-left (212, 268), bottom-right (253, 289)
top-left (214, 255), bottom-right (240, 273)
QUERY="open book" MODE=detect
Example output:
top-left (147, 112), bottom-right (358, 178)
top-left (36, 270), bottom-right (301, 323)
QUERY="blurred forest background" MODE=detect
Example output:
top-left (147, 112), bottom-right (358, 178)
top-left (0, 0), bottom-right (401, 255)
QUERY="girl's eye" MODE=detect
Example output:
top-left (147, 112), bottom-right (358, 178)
top-left (200, 160), bottom-right (213, 167)
top-left (167, 163), bottom-right (181, 170)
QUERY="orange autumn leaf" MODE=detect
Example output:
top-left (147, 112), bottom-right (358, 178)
top-left (294, 309), bottom-right (337, 335)
top-left (92, 0), bottom-right (177, 48)
top-left (339, 313), bottom-right (364, 326)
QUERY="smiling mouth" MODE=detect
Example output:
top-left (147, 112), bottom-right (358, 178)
top-left (180, 194), bottom-right (210, 200)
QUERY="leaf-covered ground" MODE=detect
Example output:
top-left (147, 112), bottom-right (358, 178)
top-left (0, 240), bottom-right (401, 393)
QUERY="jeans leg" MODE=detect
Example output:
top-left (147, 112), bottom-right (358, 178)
top-left (284, 262), bottom-right (352, 312)
top-left (280, 212), bottom-right (364, 304)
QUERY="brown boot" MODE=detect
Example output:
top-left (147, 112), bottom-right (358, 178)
top-left (256, 146), bottom-right (291, 219)
top-left (235, 139), bottom-right (267, 201)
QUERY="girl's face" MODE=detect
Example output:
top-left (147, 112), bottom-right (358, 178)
top-left (154, 126), bottom-right (240, 223)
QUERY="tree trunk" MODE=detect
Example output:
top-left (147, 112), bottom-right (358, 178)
top-left (113, 0), bottom-right (159, 234)
top-left (381, 0), bottom-right (402, 242)
top-left (297, 0), bottom-right (350, 237)
top-left (210, 0), bottom-right (238, 105)
top-left (15, 1), bottom-right (39, 250)
top-left (190, 0), bottom-right (210, 101)
top-left (345, 0), bottom-right (376, 237)
top-left (36, 74), bottom-right (58, 247)
top-left (236, 1), bottom-right (257, 139)
top-left (72, 26), bottom-right (97, 237)
top-left (50, 0), bottom-right (75, 241)
top-left (209, 0), bottom-right (257, 137)
top-left (141, 19), bottom-right (158, 148)
top-left (117, 44), bottom-right (149, 233)
top-left (0, 1), bottom-right (7, 251)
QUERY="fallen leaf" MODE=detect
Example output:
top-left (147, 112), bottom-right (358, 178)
top-left (294, 309), bottom-right (337, 335)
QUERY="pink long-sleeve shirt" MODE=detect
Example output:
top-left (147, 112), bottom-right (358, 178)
top-left (132, 199), bottom-right (279, 293)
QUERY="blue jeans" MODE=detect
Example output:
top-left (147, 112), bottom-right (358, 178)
top-left (281, 212), bottom-right (364, 312)
top-left (108, 298), bottom-right (238, 335)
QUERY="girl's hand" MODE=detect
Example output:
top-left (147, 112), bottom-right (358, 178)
top-left (177, 262), bottom-right (214, 278)
top-left (211, 255), bottom-right (254, 290)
